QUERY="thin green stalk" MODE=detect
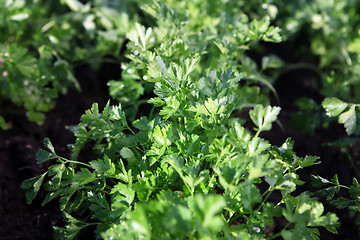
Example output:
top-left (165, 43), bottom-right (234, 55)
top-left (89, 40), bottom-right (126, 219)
top-left (266, 223), bottom-right (291, 240)
top-left (60, 157), bottom-right (92, 168)
top-left (340, 184), bottom-right (351, 190)
top-left (281, 63), bottom-right (321, 76)
top-left (227, 211), bottom-right (249, 225)
top-left (343, 147), bottom-right (360, 179)
top-left (255, 187), bottom-right (273, 213)
top-left (149, 105), bottom-right (155, 120)
top-left (126, 124), bottom-right (136, 135)
top-left (254, 129), bottom-right (261, 139)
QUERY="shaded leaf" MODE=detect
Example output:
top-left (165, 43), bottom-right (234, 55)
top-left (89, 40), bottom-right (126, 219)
top-left (338, 105), bottom-right (356, 135)
top-left (21, 174), bottom-right (46, 204)
top-left (36, 149), bottom-right (57, 164)
top-left (322, 97), bottom-right (348, 117)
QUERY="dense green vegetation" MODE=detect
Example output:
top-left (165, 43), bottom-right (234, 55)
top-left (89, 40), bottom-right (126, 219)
top-left (3, 0), bottom-right (357, 239)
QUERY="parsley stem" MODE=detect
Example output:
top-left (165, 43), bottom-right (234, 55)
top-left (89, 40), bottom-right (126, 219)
top-left (62, 158), bottom-right (92, 168)
top-left (340, 184), bottom-right (350, 190)
top-left (227, 211), bottom-right (249, 225)
top-left (282, 63), bottom-right (321, 76)
top-left (266, 222), bottom-right (291, 240)
top-left (149, 105), bottom-right (155, 120)
top-left (126, 125), bottom-right (136, 135)
top-left (254, 130), bottom-right (261, 139)
top-left (343, 147), bottom-right (360, 179)
top-left (255, 187), bottom-right (272, 213)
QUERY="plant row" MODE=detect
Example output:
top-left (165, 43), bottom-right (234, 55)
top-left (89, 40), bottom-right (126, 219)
top-left (15, 0), bottom-right (360, 239)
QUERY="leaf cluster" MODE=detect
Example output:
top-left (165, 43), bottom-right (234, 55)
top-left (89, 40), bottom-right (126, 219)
top-left (23, 58), bottom-right (338, 240)
top-left (109, 0), bottom-right (283, 120)
top-left (0, 0), bottom-right (143, 128)
top-left (20, 1), bottom-right (347, 239)
top-left (263, 0), bottom-right (360, 136)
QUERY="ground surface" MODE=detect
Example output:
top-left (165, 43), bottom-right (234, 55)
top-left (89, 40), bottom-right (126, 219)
top-left (0, 54), bottom-right (359, 239)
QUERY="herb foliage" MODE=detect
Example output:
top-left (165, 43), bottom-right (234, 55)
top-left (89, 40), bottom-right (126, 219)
top-left (0, 0), bottom-right (140, 128)
top-left (20, 0), bottom-right (358, 239)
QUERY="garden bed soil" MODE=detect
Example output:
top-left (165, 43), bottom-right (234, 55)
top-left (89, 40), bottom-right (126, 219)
top-left (0, 64), bottom-right (110, 240)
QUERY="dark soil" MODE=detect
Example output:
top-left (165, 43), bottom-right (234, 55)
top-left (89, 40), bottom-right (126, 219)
top-left (0, 64), bottom-right (110, 240)
top-left (0, 53), bottom-right (359, 240)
